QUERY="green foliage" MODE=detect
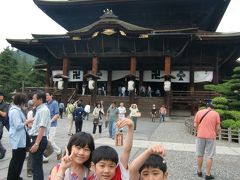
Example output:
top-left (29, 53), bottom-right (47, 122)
top-left (204, 82), bottom-right (233, 96)
top-left (225, 111), bottom-right (240, 120)
top-left (221, 119), bottom-right (235, 128)
top-left (228, 101), bottom-right (240, 109)
top-left (233, 66), bottom-right (240, 74)
top-left (230, 121), bottom-right (240, 130)
top-left (0, 48), bottom-right (45, 101)
top-left (213, 104), bottom-right (228, 110)
top-left (212, 97), bottom-right (228, 105)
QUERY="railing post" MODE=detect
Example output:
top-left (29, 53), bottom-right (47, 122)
top-left (238, 129), bottom-right (240, 144)
top-left (218, 128), bottom-right (222, 140)
top-left (228, 128), bottom-right (232, 143)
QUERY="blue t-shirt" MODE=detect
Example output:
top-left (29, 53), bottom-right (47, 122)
top-left (46, 100), bottom-right (59, 127)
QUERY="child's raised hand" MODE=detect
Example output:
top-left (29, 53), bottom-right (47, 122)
top-left (59, 146), bottom-right (74, 171)
top-left (148, 144), bottom-right (165, 157)
top-left (116, 118), bottom-right (133, 129)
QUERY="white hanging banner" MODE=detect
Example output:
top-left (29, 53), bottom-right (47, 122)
top-left (98, 70), bottom-right (108, 81)
top-left (194, 71), bottom-right (213, 83)
top-left (112, 71), bottom-right (139, 81)
top-left (68, 70), bottom-right (83, 82)
top-left (143, 70), bottom-right (164, 82)
top-left (171, 70), bottom-right (190, 83)
top-left (52, 70), bottom-right (83, 82)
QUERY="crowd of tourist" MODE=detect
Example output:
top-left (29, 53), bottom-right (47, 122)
top-left (0, 90), bottom-right (220, 180)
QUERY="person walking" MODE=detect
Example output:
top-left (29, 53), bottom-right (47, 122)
top-left (7, 93), bottom-right (33, 180)
top-left (159, 104), bottom-right (167, 122)
top-left (151, 104), bottom-right (157, 122)
top-left (106, 101), bottom-right (119, 139)
top-left (29, 91), bottom-right (51, 180)
top-left (84, 102), bottom-right (91, 121)
top-left (58, 101), bottom-right (64, 119)
top-left (118, 102), bottom-right (126, 119)
top-left (66, 100), bottom-right (75, 136)
top-left (92, 102), bottom-right (104, 137)
top-left (129, 103), bottom-right (139, 130)
top-left (194, 103), bottom-right (220, 180)
top-left (45, 92), bottom-right (61, 162)
top-left (73, 102), bottom-right (84, 133)
top-left (0, 92), bottom-right (9, 159)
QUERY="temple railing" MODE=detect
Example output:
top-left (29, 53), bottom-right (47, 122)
top-left (171, 91), bottom-right (219, 103)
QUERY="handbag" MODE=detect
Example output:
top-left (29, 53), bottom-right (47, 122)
top-left (24, 128), bottom-right (32, 152)
top-left (135, 111), bottom-right (141, 117)
top-left (22, 117), bottom-right (32, 151)
top-left (43, 141), bottom-right (54, 157)
top-left (93, 117), bottom-right (99, 124)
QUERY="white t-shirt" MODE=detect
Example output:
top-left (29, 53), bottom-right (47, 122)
top-left (118, 106), bottom-right (126, 118)
top-left (84, 105), bottom-right (91, 113)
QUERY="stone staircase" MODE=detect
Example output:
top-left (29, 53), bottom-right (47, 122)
top-left (74, 95), bottom-right (164, 117)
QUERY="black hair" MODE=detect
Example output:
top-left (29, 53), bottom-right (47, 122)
top-left (0, 92), bottom-right (4, 97)
top-left (13, 93), bottom-right (28, 106)
top-left (92, 146), bottom-right (118, 165)
top-left (67, 132), bottom-right (95, 168)
top-left (34, 90), bottom-right (46, 103)
top-left (46, 92), bottom-right (53, 96)
top-left (139, 154), bottom-right (167, 173)
top-left (206, 102), bottom-right (214, 109)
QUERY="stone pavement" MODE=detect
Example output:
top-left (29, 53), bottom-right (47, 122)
top-left (0, 115), bottom-right (240, 180)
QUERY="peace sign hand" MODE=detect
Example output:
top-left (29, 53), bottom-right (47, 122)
top-left (59, 146), bottom-right (74, 171)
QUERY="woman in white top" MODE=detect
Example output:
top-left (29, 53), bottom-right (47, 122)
top-left (92, 103), bottom-right (104, 136)
top-left (129, 104), bottom-right (139, 130)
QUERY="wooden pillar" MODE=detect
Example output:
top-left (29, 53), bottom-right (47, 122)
top-left (130, 56), bottom-right (137, 75)
top-left (213, 57), bottom-right (219, 84)
top-left (107, 70), bottom-right (112, 95)
top-left (45, 64), bottom-right (50, 89)
top-left (91, 56), bottom-right (98, 106)
top-left (164, 55), bottom-right (171, 75)
top-left (129, 56), bottom-right (137, 104)
top-left (62, 58), bottom-right (69, 105)
top-left (92, 57), bottom-right (98, 75)
top-left (190, 60), bottom-right (195, 115)
top-left (164, 55), bottom-right (171, 116)
top-left (139, 70), bottom-right (143, 94)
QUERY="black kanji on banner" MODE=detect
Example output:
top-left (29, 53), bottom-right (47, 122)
top-left (72, 70), bottom-right (81, 79)
top-left (177, 70), bottom-right (186, 81)
top-left (151, 70), bottom-right (161, 79)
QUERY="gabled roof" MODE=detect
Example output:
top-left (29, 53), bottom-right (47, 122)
top-left (68, 9), bottom-right (152, 37)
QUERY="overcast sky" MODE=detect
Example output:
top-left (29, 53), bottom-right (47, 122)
top-left (0, 0), bottom-right (240, 52)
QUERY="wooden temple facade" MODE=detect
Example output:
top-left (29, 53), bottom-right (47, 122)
top-left (7, 0), bottom-right (240, 114)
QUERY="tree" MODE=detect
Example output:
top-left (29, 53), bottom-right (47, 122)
top-left (0, 48), bottom-right (45, 101)
top-left (0, 47), bottom-right (18, 100)
top-left (204, 65), bottom-right (240, 110)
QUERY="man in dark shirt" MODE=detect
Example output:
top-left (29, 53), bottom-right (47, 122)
top-left (73, 102), bottom-right (84, 133)
top-left (0, 92), bottom-right (9, 159)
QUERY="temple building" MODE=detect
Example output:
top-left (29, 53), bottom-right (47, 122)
top-left (7, 0), bottom-right (240, 115)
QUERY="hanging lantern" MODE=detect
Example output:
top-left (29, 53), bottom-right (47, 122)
top-left (57, 79), bottom-right (64, 90)
top-left (128, 80), bottom-right (135, 91)
top-left (88, 79), bottom-right (95, 90)
top-left (164, 81), bottom-right (171, 92)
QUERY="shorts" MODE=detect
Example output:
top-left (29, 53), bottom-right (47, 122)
top-left (196, 138), bottom-right (216, 158)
